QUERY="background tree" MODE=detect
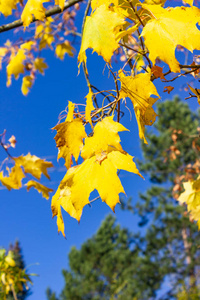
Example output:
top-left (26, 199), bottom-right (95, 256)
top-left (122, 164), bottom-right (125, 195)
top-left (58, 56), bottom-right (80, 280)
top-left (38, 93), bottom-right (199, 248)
top-left (122, 96), bottom-right (200, 298)
top-left (46, 97), bottom-right (200, 300)
top-left (7, 241), bottom-right (30, 300)
top-left (46, 214), bottom-right (164, 300)
top-left (0, 242), bottom-right (32, 300)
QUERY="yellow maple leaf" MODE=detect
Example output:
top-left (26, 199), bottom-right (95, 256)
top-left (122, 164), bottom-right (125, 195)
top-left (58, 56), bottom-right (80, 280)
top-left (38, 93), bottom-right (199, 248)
top-left (26, 180), bottom-right (53, 199)
top-left (0, 47), bottom-right (8, 70)
top-left (14, 153), bottom-right (53, 180)
top-left (34, 58), bottom-right (48, 74)
top-left (55, 0), bottom-right (65, 10)
top-left (85, 87), bottom-right (95, 126)
top-left (78, 4), bottom-right (125, 68)
top-left (20, 41), bottom-right (34, 51)
top-left (39, 33), bottom-right (54, 50)
top-left (65, 101), bottom-right (75, 122)
top-left (81, 116), bottom-right (128, 159)
top-left (53, 101), bottom-right (86, 169)
top-left (21, 76), bottom-right (33, 96)
top-left (7, 49), bottom-right (26, 87)
top-left (91, 0), bottom-right (118, 11)
top-left (182, 0), bottom-right (193, 5)
top-left (119, 71), bottom-right (159, 144)
top-left (0, 0), bottom-right (18, 16)
top-left (55, 42), bottom-right (75, 60)
top-left (188, 84), bottom-right (200, 105)
top-left (178, 178), bottom-right (200, 228)
top-left (143, 0), bottom-right (166, 4)
top-left (52, 150), bottom-right (142, 235)
top-left (0, 165), bottom-right (25, 190)
top-left (21, 0), bottom-right (48, 27)
top-left (53, 119), bottom-right (86, 169)
top-left (141, 5), bottom-right (200, 73)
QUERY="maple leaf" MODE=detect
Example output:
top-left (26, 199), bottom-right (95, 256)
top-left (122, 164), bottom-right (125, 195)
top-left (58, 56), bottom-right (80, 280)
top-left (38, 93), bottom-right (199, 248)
top-left (81, 116), bottom-right (128, 159)
top-left (34, 58), bottom-right (48, 74)
top-left (53, 102), bottom-right (86, 169)
top-left (52, 116), bottom-right (143, 235)
top-left (85, 87), bottom-right (95, 126)
top-left (151, 66), bottom-right (166, 80)
top-left (21, 0), bottom-right (48, 27)
top-left (6, 49), bottom-right (26, 87)
top-left (26, 180), bottom-right (53, 199)
top-left (188, 84), bottom-right (200, 105)
top-left (78, 4), bottom-right (125, 68)
top-left (163, 86), bottom-right (174, 94)
top-left (141, 5), bottom-right (200, 73)
top-left (0, 165), bottom-right (25, 190)
top-left (0, 0), bottom-right (18, 16)
top-left (39, 33), bottom-right (54, 50)
top-left (119, 71), bottom-right (159, 144)
top-left (20, 41), bottom-right (35, 51)
top-left (183, 0), bottom-right (193, 5)
top-left (55, 0), bottom-right (65, 10)
top-left (55, 42), bottom-right (75, 60)
top-left (14, 153), bottom-right (53, 180)
top-left (21, 76), bottom-right (33, 96)
top-left (0, 47), bottom-right (8, 70)
top-left (91, 0), bottom-right (118, 12)
top-left (178, 178), bottom-right (200, 228)
top-left (52, 151), bottom-right (142, 235)
top-left (143, 0), bottom-right (166, 4)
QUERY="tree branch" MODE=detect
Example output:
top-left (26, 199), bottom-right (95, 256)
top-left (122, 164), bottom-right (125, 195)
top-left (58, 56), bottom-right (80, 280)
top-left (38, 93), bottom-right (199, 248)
top-left (0, 0), bottom-right (83, 34)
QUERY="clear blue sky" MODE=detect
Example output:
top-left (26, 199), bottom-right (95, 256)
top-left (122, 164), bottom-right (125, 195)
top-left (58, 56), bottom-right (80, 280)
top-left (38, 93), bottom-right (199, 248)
top-left (0, 0), bottom-right (199, 299)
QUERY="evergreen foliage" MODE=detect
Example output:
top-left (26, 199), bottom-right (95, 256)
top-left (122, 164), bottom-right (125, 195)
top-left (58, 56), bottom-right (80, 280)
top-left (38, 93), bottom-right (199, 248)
top-left (7, 241), bottom-right (29, 300)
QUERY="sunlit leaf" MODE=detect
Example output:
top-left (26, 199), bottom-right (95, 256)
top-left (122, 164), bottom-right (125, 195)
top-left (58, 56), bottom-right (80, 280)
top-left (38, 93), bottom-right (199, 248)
top-left (78, 4), bottom-right (125, 68)
top-left (81, 116), bottom-right (128, 159)
top-left (119, 71), bottom-right (159, 143)
top-left (141, 5), bottom-right (200, 73)
top-left (21, 76), bottom-right (33, 96)
top-left (0, 165), bottom-right (25, 190)
top-left (21, 0), bottom-right (48, 27)
top-left (85, 87), bottom-right (95, 126)
top-left (55, 42), bottom-right (75, 60)
top-left (14, 153), bottom-right (53, 180)
top-left (26, 180), bottom-right (53, 199)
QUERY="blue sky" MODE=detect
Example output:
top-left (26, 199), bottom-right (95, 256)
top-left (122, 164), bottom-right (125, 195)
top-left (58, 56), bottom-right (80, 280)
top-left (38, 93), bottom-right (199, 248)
top-left (0, 0), bottom-right (200, 299)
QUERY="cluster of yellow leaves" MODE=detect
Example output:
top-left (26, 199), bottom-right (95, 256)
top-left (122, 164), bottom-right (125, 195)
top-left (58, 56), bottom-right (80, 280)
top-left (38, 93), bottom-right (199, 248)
top-left (0, 248), bottom-right (32, 298)
top-left (52, 102), bottom-right (143, 236)
top-left (35, 17), bottom-right (55, 50)
top-left (21, 0), bottom-right (65, 27)
top-left (178, 177), bottom-right (200, 228)
top-left (0, 153), bottom-right (53, 199)
top-left (0, 14), bottom-right (74, 95)
top-left (119, 70), bottom-right (160, 144)
top-left (78, 0), bottom-right (200, 74)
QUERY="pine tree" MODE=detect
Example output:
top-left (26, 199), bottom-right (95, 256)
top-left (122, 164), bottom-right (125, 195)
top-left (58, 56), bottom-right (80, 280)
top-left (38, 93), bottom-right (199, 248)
top-left (7, 241), bottom-right (29, 300)
top-left (47, 215), bottom-right (166, 300)
top-left (122, 96), bottom-right (200, 298)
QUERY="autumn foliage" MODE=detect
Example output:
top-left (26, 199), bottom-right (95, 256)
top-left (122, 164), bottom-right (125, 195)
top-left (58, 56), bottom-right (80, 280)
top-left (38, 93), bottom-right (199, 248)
top-left (0, 0), bottom-right (200, 237)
